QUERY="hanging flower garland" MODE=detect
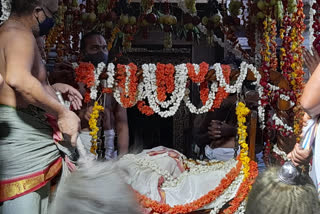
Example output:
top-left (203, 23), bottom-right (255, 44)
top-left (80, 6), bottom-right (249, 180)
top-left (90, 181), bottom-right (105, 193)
top-left (142, 63), bottom-right (188, 118)
top-left (74, 62), bottom-right (95, 103)
top-left (134, 101), bottom-right (257, 214)
top-left (0, 0), bottom-right (11, 25)
top-left (309, 0), bottom-right (316, 50)
top-left (291, 0), bottom-right (306, 140)
top-left (74, 62), bottom-right (105, 103)
top-left (89, 101), bottom-right (104, 155)
top-left (184, 82), bottom-right (218, 114)
top-left (156, 63), bottom-right (175, 102)
top-left (271, 113), bottom-right (294, 136)
top-left (312, 0), bottom-right (320, 54)
top-left (136, 160), bottom-right (243, 214)
top-left (137, 101), bottom-right (155, 116)
top-left (114, 63), bottom-right (139, 108)
top-left (211, 64), bottom-right (231, 111)
top-left (108, 26), bottom-right (121, 51)
top-left (222, 102), bottom-right (258, 214)
top-left (186, 62), bottom-right (209, 83)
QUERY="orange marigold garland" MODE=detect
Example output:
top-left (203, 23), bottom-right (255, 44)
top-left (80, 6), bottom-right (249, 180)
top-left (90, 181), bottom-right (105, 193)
top-left (115, 63), bottom-right (139, 108)
top-left (200, 81), bottom-right (209, 105)
top-left (156, 63), bottom-right (175, 102)
top-left (137, 101), bottom-right (155, 116)
top-left (74, 62), bottom-right (96, 103)
top-left (186, 62), bottom-right (209, 83)
top-left (136, 160), bottom-right (242, 214)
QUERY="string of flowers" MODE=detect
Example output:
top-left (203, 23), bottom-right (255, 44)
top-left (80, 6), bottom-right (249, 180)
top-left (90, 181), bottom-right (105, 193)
top-left (291, 0), bottom-right (306, 140)
top-left (142, 63), bottom-right (188, 118)
top-left (108, 26), bottom-right (121, 51)
top-left (222, 102), bottom-right (258, 214)
top-left (114, 63), bottom-right (139, 108)
top-left (0, 0), bottom-right (11, 25)
top-left (90, 62), bottom-right (105, 101)
top-left (210, 65), bottom-right (231, 111)
top-left (272, 143), bottom-right (290, 162)
top-left (137, 101), bottom-right (155, 116)
top-left (186, 62), bottom-right (209, 83)
top-left (74, 62), bottom-right (95, 103)
top-left (89, 101), bottom-right (104, 155)
top-left (309, 0), bottom-right (316, 50)
top-left (271, 113), bottom-right (294, 136)
top-left (235, 102), bottom-right (251, 179)
top-left (156, 63), bottom-right (175, 102)
top-left (312, 0), bottom-right (320, 54)
top-left (136, 160), bottom-right (242, 214)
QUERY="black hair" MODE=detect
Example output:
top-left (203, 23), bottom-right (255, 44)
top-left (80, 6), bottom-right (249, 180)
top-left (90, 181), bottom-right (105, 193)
top-left (11, 0), bottom-right (42, 16)
top-left (80, 31), bottom-right (103, 52)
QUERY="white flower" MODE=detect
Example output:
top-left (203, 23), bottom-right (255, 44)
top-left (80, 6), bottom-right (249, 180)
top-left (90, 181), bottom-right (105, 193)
top-left (142, 63), bottom-right (188, 118)
top-left (106, 63), bottom-right (115, 88)
top-left (89, 63), bottom-right (104, 101)
top-left (272, 144), bottom-right (290, 161)
top-left (272, 113), bottom-right (293, 133)
top-left (72, 62), bottom-right (79, 69)
top-left (184, 82), bottom-right (218, 114)
top-left (0, 0), bottom-right (11, 25)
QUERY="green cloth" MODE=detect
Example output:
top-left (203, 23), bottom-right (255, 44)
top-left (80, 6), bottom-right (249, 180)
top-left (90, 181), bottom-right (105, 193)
top-left (0, 105), bottom-right (60, 181)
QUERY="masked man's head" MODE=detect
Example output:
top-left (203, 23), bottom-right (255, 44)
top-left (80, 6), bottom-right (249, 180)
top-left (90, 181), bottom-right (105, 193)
top-left (10, 0), bottom-right (58, 37)
top-left (80, 31), bottom-right (109, 67)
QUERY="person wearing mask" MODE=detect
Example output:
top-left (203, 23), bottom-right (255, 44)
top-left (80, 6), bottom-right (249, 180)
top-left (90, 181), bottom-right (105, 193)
top-left (77, 31), bottom-right (129, 159)
top-left (0, 0), bottom-right (81, 213)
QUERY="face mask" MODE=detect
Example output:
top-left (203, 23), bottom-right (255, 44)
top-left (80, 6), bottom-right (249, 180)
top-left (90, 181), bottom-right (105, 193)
top-left (35, 12), bottom-right (55, 36)
top-left (83, 51), bottom-right (109, 67)
top-left (205, 145), bottom-right (239, 161)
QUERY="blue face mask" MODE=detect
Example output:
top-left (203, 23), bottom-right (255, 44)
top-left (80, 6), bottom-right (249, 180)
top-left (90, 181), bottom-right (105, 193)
top-left (36, 9), bottom-right (55, 36)
top-left (38, 17), bottom-right (55, 36)
top-left (83, 51), bottom-right (109, 67)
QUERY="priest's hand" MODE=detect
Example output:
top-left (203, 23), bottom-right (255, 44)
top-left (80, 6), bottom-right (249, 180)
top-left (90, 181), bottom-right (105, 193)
top-left (52, 83), bottom-right (83, 110)
top-left (57, 110), bottom-right (81, 147)
top-left (287, 143), bottom-right (312, 166)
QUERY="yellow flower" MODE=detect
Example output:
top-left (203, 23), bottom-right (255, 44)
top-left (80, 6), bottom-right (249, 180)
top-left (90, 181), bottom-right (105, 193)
top-left (89, 102), bottom-right (104, 155)
top-left (236, 102), bottom-right (251, 179)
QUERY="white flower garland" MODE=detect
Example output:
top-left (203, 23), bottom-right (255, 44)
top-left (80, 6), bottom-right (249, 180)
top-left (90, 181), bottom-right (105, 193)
top-left (162, 158), bottom-right (238, 188)
top-left (246, 62), bottom-right (265, 129)
top-left (233, 200), bottom-right (246, 214)
top-left (272, 143), bottom-right (290, 161)
top-left (106, 63), bottom-right (115, 88)
top-left (90, 62), bottom-right (105, 100)
top-left (0, 0), bottom-right (11, 25)
top-left (184, 82), bottom-right (218, 114)
top-left (209, 169), bottom-right (245, 214)
top-left (280, 94), bottom-right (295, 107)
top-left (142, 63), bottom-right (188, 118)
top-left (272, 113), bottom-right (294, 133)
top-left (113, 64), bottom-right (140, 107)
top-left (309, 0), bottom-right (316, 50)
top-left (267, 83), bottom-right (280, 91)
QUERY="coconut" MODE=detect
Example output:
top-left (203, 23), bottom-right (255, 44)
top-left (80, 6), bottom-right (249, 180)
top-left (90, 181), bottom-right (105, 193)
top-left (88, 12), bottom-right (97, 23)
top-left (129, 16), bottom-right (136, 25)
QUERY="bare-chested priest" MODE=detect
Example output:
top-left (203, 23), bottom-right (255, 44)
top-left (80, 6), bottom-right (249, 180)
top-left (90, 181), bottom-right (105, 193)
top-left (0, 0), bottom-right (82, 213)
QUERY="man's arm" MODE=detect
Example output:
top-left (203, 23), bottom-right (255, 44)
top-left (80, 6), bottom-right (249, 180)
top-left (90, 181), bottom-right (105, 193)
top-left (5, 31), bottom-right (80, 145)
top-left (5, 31), bottom-right (66, 116)
top-left (115, 103), bottom-right (129, 156)
top-left (301, 63), bottom-right (320, 117)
